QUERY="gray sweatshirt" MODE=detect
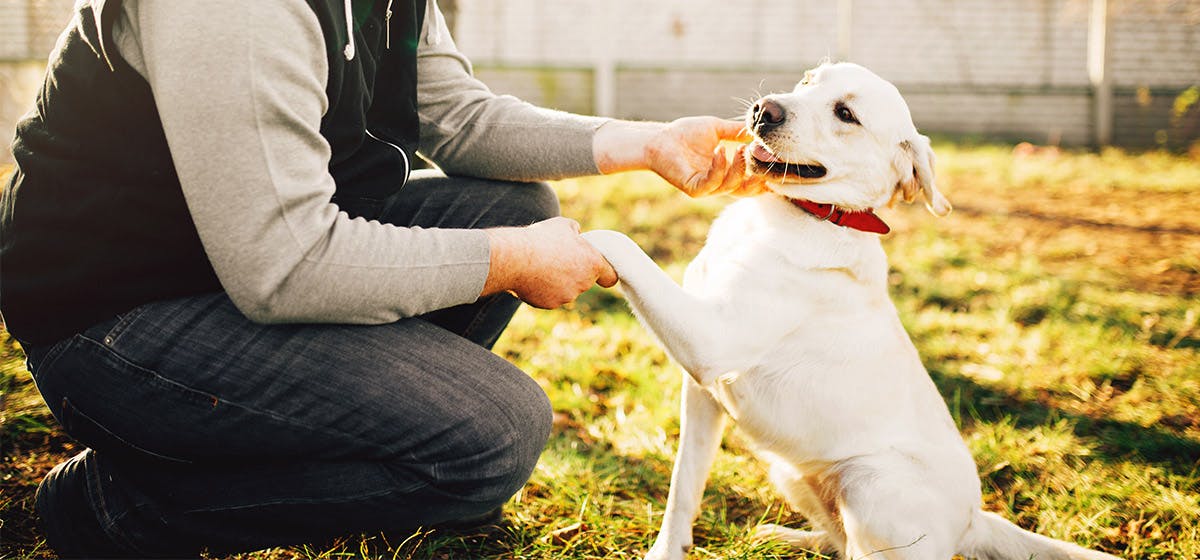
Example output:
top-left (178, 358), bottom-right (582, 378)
top-left (107, 0), bottom-right (609, 324)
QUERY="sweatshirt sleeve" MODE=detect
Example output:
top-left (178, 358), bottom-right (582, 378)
top-left (415, 0), bottom-right (611, 181)
top-left (113, 0), bottom-right (491, 324)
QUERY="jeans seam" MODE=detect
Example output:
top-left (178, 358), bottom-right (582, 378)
top-left (459, 295), bottom-right (500, 343)
top-left (74, 336), bottom-right (398, 460)
top-left (181, 484), bottom-right (410, 514)
top-left (85, 452), bottom-right (152, 556)
top-left (101, 307), bottom-right (148, 347)
top-left (63, 397), bottom-right (194, 464)
top-left (211, 399), bottom-right (401, 459)
top-left (27, 334), bottom-right (81, 377)
top-left (74, 336), bottom-right (219, 410)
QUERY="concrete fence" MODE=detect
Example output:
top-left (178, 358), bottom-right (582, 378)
top-left (2, 0), bottom-right (1198, 164)
top-left (474, 63), bottom-right (1197, 149)
top-left (457, 0), bottom-right (1200, 150)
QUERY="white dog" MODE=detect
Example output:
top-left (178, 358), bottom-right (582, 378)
top-left (583, 63), bottom-right (1121, 560)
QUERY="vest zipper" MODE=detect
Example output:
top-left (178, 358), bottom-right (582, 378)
top-left (365, 128), bottom-right (411, 187)
top-left (385, 0), bottom-right (393, 49)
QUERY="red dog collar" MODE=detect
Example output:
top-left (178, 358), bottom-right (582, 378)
top-left (788, 198), bottom-right (891, 235)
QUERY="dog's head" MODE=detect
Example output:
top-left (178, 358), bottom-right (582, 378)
top-left (744, 62), bottom-right (951, 216)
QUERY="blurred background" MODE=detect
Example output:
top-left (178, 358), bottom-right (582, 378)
top-left (2, 2), bottom-right (1199, 558)
top-left (2, 0), bottom-right (1199, 161)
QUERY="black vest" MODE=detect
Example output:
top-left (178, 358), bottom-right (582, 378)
top-left (0, 0), bottom-right (426, 345)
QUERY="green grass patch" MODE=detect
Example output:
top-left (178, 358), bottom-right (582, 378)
top-left (2, 143), bottom-right (1198, 559)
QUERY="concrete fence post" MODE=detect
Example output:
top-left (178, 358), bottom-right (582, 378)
top-left (591, 4), bottom-right (617, 117)
top-left (1088, 0), bottom-right (1113, 147)
top-left (837, 0), bottom-right (853, 62)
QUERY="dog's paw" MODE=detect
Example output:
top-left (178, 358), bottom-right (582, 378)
top-left (643, 538), bottom-right (691, 560)
top-left (581, 230), bottom-right (640, 270)
top-left (753, 524), bottom-right (835, 554)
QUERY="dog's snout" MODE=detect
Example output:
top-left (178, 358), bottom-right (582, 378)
top-left (752, 99), bottom-right (786, 132)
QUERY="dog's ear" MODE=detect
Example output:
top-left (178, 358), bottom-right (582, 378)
top-left (891, 135), bottom-right (951, 216)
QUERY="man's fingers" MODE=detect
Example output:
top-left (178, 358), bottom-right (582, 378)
top-left (595, 257), bottom-right (618, 288)
top-left (549, 216), bottom-right (581, 233)
top-left (689, 150), bottom-right (728, 197)
top-left (648, 116), bottom-right (759, 197)
top-left (726, 150), bottom-right (768, 196)
top-left (716, 119), bottom-right (753, 143)
top-left (709, 147), bottom-right (758, 197)
top-left (715, 150), bottom-right (747, 195)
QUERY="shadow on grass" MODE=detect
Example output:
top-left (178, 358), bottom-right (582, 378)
top-left (571, 286), bottom-right (629, 316)
top-left (929, 367), bottom-right (1200, 475)
top-left (953, 203), bottom-right (1200, 237)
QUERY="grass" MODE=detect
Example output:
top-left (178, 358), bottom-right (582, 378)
top-left (2, 140), bottom-right (1199, 559)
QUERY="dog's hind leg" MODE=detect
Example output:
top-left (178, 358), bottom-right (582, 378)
top-left (958, 510), bottom-right (1124, 560)
top-left (583, 230), bottom-right (747, 386)
top-left (838, 465), bottom-right (961, 560)
top-left (753, 525), bottom-right (838, 556)
top-left (645, 376), bottom-right (727, 560)
top-left (753, 460), bottom-right (840, 556)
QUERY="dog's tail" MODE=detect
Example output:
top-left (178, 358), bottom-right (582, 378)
top-left (958, 511), bottom-right (1123, 560)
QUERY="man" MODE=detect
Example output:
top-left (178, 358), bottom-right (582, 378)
top-left (0, 0), bottom-right (764, 556)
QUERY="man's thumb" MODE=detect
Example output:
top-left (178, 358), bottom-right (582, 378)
top-left (716, 118), bottom-right (753, 142)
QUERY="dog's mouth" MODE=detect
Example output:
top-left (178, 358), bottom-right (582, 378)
top-left (746, 143), bottom-right (827, 180)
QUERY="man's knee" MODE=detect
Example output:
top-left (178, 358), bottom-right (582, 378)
top-left (485, 384), bottom-right (552, 503)
top-left (522, 180), bottom-right (560, 223)
top-left (488, 179), bottom-right (559, 227)
top-left (418, 371), bottom-right (552, 505)
top-left (471, 373), bottom-right (552, 502)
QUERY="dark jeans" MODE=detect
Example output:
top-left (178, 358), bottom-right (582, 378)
top-left (21, 171), bottom-right (559, 557)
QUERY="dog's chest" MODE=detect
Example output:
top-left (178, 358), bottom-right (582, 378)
top-left (684, 199), bottom-right (918, 459)
top-left (701, 357), bottom-right (890, 460)
top-left (694, 197), bottom-right (890, 287)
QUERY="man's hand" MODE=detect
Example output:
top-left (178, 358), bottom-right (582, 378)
top-left (481, 217), bottom-right (618, 309)
top-left (593, 117), bottom-right (768, 198)
top-left (644, 117), bottom-right (769, 198)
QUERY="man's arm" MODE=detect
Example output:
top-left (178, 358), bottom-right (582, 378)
top-left (592, 117), bottom-right (767, 198)
top-left (415, 1), bottom-right (765, 196)
top-left (414, 2), bottom-right (608, 181)
top-left (116, 0), bottom-right (609, 322)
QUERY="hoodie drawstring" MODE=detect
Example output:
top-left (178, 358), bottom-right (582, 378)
top-left (346, 0), bottom-right (440, 60)
top-left (343, 0), bottom-right (356, 60)
top-left (385, 0), bottom-right (394, 48)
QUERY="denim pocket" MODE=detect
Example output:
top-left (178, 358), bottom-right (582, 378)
top-left (38, 335), bottom-right (222, 463)
top-left (93, 306), bottom-right (148, 349)
top-left (59, 396), bottom-right (193, 464)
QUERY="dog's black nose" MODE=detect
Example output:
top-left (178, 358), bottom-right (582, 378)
top-left (752, 99), bottom-right (786, 133)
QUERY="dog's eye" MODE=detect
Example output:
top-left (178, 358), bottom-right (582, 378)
top-left (834, 102), bottom-right (859, 125)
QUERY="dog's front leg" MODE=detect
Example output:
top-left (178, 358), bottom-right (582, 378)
top-left (583, 230), bottom-right (742, 386)
top-left (646, 375), bottom-right (727, 560)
